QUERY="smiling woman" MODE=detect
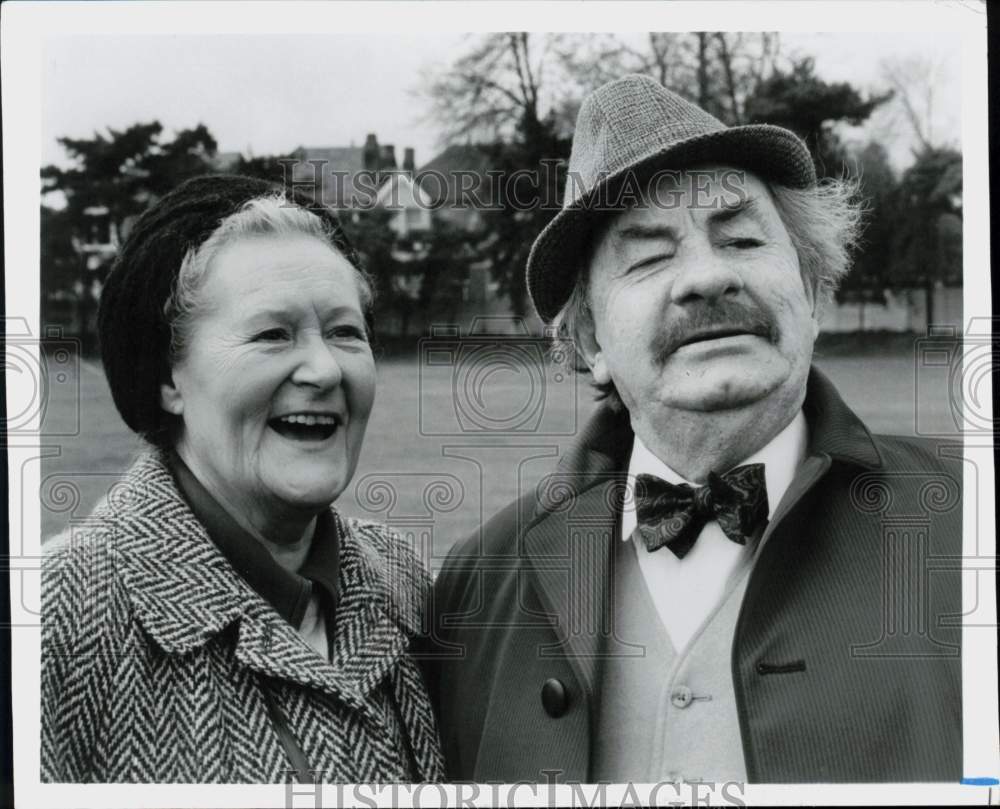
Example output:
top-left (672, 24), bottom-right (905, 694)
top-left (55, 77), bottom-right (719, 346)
top-left (160, 232), bottom-right (376, 548)
top-left (40, 175), bottom-right (444, 783)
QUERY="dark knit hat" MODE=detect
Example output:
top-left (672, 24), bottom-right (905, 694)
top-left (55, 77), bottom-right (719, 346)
top-left (526, 74), bottom-right (816, 322)
top-left (97, 173), bottom-right (361, 447)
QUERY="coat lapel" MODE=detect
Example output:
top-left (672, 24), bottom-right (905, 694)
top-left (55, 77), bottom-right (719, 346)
top-left (521, 404), bottom-right (634, 696)
top-left (109, 452), bottom-right (423, 731)
top-left (759, 367), bottom-right (883, 542)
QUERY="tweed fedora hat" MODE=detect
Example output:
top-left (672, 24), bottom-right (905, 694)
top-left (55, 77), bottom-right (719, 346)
top-left (526, 74), bottom-right (816, 322)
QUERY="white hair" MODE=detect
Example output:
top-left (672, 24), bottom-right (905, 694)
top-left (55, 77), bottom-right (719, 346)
top-left (164, 194), bottom-right (373, 363)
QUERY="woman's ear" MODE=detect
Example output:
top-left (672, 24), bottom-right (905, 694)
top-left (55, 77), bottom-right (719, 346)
top-left (159, 375), bottom-right (184, 416)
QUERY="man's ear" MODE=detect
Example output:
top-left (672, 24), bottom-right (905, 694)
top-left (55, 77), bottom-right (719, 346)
top-left (159, 374), bottom-right (184, 416)
top-left (807, 282), bottom-right (822, 339)
top-left (575, 321), bottom-right (612, 386)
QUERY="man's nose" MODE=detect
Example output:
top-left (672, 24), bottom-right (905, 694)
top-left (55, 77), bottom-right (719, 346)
top-left (669, 246), bottom-right (744, 305)
top-left (291, 335), bottom-right (343, 389)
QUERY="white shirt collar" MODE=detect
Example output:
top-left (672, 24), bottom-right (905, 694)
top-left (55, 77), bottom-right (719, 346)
top-left (621, 410), bottom-right (809, 541)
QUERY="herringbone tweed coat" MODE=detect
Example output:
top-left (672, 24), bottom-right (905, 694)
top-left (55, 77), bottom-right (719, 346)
top-left (41, 451), bottom-right (445, 783)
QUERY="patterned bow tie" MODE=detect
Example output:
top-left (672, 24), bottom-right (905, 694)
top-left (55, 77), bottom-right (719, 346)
top-left (633, 464), bottom-right (769, 559)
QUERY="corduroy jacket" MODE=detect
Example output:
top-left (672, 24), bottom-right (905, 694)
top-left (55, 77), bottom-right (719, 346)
top-left (422, 367), bottom-right (963, 783)
top-left (41, 451), bottom-right (445, 783)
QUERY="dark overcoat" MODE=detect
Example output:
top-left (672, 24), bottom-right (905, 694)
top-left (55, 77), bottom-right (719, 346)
top-left (422, 368), bottom-right (963, 783)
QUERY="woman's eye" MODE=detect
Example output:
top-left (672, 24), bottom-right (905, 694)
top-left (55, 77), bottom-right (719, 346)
top-left (327, 325), bottom-right (367, 341)
top-left (253, 328), bottom-right (289, 342)
top-left (725, 238), bottom-right (763, 249)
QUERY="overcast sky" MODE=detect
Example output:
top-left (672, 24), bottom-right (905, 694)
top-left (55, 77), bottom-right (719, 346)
top-left (42, 30), bottom-right (961, 175)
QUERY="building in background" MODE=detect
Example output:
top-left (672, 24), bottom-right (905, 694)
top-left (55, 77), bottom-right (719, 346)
top-left (290, 133), bottom-right (416, 210)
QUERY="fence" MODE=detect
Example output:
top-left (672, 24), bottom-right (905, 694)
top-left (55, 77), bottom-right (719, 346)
top-left (820, 286), bottom-right (963, 334)
top-left (41, 283), bottom-right (965, 349)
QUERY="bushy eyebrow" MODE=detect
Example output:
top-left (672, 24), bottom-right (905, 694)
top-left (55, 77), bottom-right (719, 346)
top-left (613, 222), bottom-right (680, 241)
top-left (612, 195), bottom-right (767, 243)
top-left (708, 195), bottom-right (765, 228)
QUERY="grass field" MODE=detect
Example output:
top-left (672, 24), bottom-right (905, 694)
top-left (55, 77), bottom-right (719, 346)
top-left (39, 335), bottom-right (959, 558)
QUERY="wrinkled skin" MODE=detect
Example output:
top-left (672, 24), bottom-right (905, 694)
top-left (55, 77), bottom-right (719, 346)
top-left (581, 166), bottom-right (818, 480)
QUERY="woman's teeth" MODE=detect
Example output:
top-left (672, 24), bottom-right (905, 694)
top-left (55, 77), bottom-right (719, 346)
top-left (269, 413), bottom-right (340, 441)
top-left (276, 414), bottom-right (338, 426)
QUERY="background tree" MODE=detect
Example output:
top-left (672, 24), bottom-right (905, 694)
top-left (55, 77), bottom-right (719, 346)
top-left (39, 205), bottom-right (85, 337)
top-left (423, 33), bottom-right (571, 316)
top-left (744, 57), bottom-right (893, 178)
top-left (423, 33), bottom-right (563, 143)
top-left (339, 207), bottom-right (407, 333)
top-left (879, 54), bottom-right (953, 154)
top-left (409, 218), bottom-right (476, 329)
top-left (40, 122), bottom-right (218, 346)
top-left (888, 147), bottom-right (962, 324)
top-left (41, 121), bottom-right (218, 234)
top-left (557, 32), bottom-right (782, 125)
top-left (837, 141), bottom-right (897, 328)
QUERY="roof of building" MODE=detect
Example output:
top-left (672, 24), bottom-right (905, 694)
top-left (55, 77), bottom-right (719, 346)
top-left (293, 146), bottom-right (366, 174)
top-left (290, 146), bottom-right (370, 208)
top-left (416, 144), bottom-right (496, 207)
top-left (374, 172), bottom-right (434, 210)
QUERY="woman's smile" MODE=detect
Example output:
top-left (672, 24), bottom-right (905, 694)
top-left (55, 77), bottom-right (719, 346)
top-left (267, 410), bottom-right (344, 442)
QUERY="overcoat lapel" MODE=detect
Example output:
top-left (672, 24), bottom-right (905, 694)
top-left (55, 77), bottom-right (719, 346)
top-left (521, 404), bottom-right (634, 696)
top-left (111, 452), bottom-right (442, 765)
top-left (521, 477), bottom-right (624, 693)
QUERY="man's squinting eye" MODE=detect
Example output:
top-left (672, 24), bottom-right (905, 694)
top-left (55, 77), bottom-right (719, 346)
top-left (627, 253), bottom-right (675, 273)
top-left (724, 238), bottom-right (764, 249)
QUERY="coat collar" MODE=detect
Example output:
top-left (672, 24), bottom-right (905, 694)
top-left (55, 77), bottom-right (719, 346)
top-left (168, 448), bottom-right (340, 628)
top-left (102, 451), bottom-right (422, 713)
top-left (520, 364), bottom-right (881, 694)
top-left (801, 366), bottom-right (883, 470)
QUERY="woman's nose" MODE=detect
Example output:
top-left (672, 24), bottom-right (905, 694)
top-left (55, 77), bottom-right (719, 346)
top-left (669, 244), bottom-right (744, 305)
top-left (291, 335), bottom-right (343, 389)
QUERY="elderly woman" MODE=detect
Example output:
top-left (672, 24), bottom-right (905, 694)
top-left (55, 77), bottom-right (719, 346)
top-left (41, 175), bottom-right (443, 783)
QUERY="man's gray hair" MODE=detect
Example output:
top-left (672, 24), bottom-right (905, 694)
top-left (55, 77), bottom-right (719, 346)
top-left (550, 178), bottom-right (864, 410)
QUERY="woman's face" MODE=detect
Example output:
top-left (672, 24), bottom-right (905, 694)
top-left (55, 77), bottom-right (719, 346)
top-left (161, 233), bottom-right (376, 536)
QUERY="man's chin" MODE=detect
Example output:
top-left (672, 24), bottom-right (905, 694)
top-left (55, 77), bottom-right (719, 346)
top-left (659, 368), bottom-right (786, 412)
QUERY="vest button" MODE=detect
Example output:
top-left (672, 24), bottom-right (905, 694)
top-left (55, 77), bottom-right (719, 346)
top-left (670, 685), bottom-right (694, 708)
top-left (541, 678), bottom-right (569, 717)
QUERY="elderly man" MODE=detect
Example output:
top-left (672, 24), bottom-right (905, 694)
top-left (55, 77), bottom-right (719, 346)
top-left (423, 75), bottom-right (962, 784)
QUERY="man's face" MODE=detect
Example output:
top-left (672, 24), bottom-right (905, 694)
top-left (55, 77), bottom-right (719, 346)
top-left (583, 166), bottom-right (818, 418)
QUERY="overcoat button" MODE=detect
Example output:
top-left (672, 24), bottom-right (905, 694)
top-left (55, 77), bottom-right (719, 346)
top-left (541, 678), bottom-right (569, 718)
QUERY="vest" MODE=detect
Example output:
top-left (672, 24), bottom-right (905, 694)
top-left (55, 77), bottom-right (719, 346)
top-left (592, 535), bottom-right (752, 782)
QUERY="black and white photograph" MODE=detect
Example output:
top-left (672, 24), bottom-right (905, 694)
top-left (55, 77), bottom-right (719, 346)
top-left (2, 1), bottom-right (996, 806)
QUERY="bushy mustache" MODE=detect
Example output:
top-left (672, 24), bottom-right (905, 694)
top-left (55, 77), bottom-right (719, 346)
top-left (650, 298), bottom-right (777, 366)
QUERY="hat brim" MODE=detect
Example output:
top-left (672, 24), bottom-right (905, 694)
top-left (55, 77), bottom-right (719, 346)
top-left (527, 124), bottom-right (816, 323)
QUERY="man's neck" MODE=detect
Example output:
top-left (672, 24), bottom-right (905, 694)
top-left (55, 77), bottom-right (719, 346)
top-left (629, 391), bottom-right (805, 483)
